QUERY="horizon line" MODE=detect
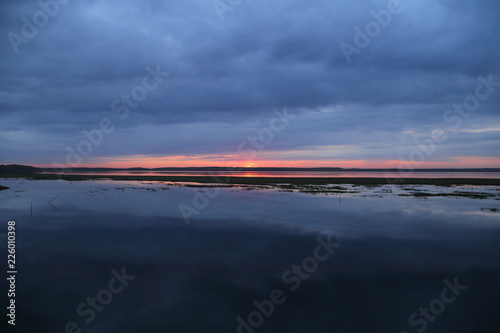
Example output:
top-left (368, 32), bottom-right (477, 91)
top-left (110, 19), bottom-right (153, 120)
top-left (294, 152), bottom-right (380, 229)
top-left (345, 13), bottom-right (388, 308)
top-left (2, 164), bottom-right (500, 171)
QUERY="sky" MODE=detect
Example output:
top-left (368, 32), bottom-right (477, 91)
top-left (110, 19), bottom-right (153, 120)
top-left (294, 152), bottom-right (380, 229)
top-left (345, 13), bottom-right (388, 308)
top-left (0, 0), bottom-right (499, 169)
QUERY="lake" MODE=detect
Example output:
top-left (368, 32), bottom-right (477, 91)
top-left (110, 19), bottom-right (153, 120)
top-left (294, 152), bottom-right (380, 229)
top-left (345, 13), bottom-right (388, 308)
top-left (0, 178), bottom-right (499, 332)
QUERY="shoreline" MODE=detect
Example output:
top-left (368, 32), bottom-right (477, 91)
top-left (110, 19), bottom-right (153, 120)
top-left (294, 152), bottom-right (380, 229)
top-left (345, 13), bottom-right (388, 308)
top-left (1, 173), bottom-right (500, 186)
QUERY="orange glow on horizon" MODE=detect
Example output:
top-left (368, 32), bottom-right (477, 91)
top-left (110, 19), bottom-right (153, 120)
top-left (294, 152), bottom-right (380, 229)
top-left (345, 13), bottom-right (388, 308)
top-left (35, 155), bottom-right (500, 169)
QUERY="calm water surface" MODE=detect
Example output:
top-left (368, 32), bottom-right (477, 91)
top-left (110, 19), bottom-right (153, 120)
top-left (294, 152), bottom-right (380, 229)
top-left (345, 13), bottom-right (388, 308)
top-left (0, 178), bottom-right (499, 332)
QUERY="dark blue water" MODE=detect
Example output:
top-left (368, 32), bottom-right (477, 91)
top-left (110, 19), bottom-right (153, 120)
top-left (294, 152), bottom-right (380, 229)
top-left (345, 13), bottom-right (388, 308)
top-left (1, 179), bottom-right (499, 332)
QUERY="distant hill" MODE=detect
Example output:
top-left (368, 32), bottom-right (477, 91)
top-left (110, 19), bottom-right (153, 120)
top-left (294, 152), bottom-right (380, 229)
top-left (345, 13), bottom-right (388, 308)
top-left (40, 167), bottom-right (500, 172)
top-left (0, 164), bottom-right (41, 174)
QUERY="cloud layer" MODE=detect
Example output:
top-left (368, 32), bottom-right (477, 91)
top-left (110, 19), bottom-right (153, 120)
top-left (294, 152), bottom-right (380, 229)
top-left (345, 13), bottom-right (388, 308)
top-left (0, 0), bottom-right (499, 167)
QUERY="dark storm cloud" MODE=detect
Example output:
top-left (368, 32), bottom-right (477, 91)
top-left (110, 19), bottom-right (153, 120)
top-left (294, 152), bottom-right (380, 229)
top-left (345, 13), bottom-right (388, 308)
top-left (0, 0), bottom-right (498, 164)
